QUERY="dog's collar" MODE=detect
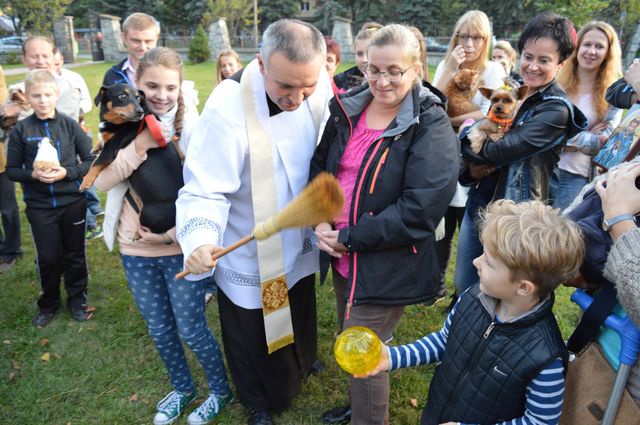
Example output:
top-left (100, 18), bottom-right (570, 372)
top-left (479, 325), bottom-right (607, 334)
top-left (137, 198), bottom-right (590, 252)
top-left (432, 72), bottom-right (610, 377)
top-left (487, 110), bottom-right (514, 131)
top-left (137, 114), bottom-right (167, 148)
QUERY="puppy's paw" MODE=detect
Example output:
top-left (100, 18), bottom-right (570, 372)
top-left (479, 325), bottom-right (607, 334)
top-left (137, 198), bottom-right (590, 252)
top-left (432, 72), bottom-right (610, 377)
top-left (467, 126), bottom-right (486, 154)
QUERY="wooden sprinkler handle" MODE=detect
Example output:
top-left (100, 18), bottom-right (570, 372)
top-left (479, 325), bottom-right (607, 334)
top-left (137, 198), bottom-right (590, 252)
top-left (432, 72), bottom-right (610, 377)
top-left (174, 234), bottom-right (254, 280)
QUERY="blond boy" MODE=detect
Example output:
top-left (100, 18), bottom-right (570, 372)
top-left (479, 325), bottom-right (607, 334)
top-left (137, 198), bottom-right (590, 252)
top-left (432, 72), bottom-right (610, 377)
top-left (360, 200), bottom-right (584, 425)
top-left (5, 70), bottom-right (94, 327)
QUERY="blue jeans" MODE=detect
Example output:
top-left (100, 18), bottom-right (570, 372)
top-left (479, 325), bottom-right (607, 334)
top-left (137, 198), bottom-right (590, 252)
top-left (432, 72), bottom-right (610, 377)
top-left (84, 186), bottom-right (103, 230)
top-left (453, 209), bottom-right (483, 295)
top-left (121, 254), bottom-right (230, 395)
top-left (552, 168), bottom-right (589, 212)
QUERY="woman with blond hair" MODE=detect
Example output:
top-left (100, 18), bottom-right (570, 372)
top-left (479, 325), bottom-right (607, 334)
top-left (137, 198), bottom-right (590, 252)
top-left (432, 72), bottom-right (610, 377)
top-left (433, 10), bottom-right (506, 126)
top-left (215, 49), bottom-right (243, 83)
top-left (312, 24), bottom-right (458, 424)
top-left (492, 39), bottom-right (518, 78)
top-left (333, 22), bottom-right (382, 92)
top-left (553, 21), bottom-right (623, 210)
top-left (433, 11), bottom-right (506, 306)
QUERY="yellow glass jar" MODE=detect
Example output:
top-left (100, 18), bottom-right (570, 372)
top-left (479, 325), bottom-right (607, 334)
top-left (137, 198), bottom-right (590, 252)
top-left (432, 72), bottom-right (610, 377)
top-left (334, 326), bottom-right (382, 375)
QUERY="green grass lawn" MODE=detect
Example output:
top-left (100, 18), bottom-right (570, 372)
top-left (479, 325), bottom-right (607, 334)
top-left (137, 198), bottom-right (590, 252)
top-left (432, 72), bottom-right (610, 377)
top-left (0, 61), bottom-right (581, 424)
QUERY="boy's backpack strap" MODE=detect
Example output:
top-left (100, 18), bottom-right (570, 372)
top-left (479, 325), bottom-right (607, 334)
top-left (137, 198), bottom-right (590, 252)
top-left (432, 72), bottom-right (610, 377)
top-left (567, 283), bottom-right (617, 354)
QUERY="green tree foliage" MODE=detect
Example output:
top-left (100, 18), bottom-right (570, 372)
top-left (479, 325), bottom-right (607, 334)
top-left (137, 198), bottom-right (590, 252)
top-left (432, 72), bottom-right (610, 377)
top-left (3, 0), bottom-right (71, 33)
top-left (188, 24), bottom-right (211, 63)
top-left (259, 0), bottom-right (298, 32)
top-left (203, 0), bottom-right (254, 39)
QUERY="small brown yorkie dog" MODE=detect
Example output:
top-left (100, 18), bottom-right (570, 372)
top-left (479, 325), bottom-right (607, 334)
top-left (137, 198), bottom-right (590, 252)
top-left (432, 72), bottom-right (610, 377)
top-left (467, 78), bottom-right (528, 153)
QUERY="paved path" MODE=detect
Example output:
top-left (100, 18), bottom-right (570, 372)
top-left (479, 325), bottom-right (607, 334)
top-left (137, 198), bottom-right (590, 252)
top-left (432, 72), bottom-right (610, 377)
top-left (5, 60), bottom-right (102, 76)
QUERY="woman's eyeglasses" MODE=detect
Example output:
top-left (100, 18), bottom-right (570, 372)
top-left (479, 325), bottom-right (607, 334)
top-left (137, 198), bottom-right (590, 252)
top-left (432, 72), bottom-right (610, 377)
top-left (364, 66), bottom-right (410, 83)
top-left (458, 34), bottom-right (485, 44)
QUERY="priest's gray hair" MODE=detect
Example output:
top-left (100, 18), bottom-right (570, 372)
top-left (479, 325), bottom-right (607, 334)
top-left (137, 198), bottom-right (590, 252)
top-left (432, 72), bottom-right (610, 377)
top-left (260, 19), bottom-right (326, 68)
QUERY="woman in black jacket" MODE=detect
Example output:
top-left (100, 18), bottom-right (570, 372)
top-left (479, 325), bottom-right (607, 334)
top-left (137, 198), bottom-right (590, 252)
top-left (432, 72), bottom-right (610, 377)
top-left (310, 24), bottom-right (458, 425)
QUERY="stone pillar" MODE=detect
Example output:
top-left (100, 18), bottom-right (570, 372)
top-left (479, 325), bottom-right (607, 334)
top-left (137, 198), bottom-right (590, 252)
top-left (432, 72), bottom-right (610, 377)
top-left (53, 16), bottom-right (76, 63)
top-left (208, 19), bottom-right (231, 60)
top-left (100, 14), bottom-right (126, 61)
top-left (331, 17), bottom-right (354, 63)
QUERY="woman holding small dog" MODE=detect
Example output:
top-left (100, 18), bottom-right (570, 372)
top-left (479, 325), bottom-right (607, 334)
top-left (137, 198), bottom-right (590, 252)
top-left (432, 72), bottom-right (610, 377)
top-left (94, 47), bottom-right (232, 425)
top-left (311, 24), bottom-right (458, 424)
top-left (553, 21), bottom-right (623, 211)
top-left (454, 13), bottom-right (588, 296)
top-left (433, 10), bottom-right (507, 305)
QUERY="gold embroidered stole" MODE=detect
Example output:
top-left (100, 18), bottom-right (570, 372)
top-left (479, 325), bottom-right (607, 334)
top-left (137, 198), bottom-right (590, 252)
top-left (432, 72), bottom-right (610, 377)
top-left (240, 67), bottom-right (294, 354)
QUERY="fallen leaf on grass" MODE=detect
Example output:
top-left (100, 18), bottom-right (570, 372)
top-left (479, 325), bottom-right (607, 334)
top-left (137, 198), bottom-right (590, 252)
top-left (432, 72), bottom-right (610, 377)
top-left (88, 325), bottom-right (94, 331)
top-left (410, 398), bottom-right (418, 409)
top-left (2, 340), bottom-right (10, 345)
top-left (40, 352), bottom-right (51, 362)
top-left (78, 326), bottom-right (83, 334)
top-left (40, 338), bottom-right (49, 346)
top-left (87, 306), bottom-right (96, 313)
top-left (67, 422), bottom-right (72, 425)
top-left (8, 371), bottom-right (15, 381)
top-left (53, 353), bottom-right (61, 359)
top-left (129, 393), bottom-right (138, 402)
top-left (142, 398), bottom-right (151, 405)
top-left (128, 306), bottom-right (137, 313)
top-left (12, 362), bottom-right (20, 369)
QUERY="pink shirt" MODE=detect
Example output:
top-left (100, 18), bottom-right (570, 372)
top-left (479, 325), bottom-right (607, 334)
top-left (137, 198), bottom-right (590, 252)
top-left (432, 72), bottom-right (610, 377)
top-left (333, 108), bottom-right (384, 278)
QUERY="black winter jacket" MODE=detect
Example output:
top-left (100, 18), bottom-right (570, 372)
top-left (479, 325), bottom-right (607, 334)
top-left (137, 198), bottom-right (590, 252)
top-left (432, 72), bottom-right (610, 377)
top-left (333, 65), bottom-right (365, 92)
top-left (310, 82), bottom-right (459, 306)
top-left (461, 81), bottom-right (587, 216)
top-left (6, 112), bottom-right (93, 209)
top-left (102, 59), bottom-right (134, 87)
top-left (423, 285), bottom-right (568, 425)
top-left (605, 77), bottom-right (638, 110)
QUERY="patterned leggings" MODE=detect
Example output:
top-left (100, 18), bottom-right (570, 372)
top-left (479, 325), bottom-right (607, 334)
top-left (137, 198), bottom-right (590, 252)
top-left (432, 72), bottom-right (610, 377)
top-left (121, 254), bottom-right (230, 395)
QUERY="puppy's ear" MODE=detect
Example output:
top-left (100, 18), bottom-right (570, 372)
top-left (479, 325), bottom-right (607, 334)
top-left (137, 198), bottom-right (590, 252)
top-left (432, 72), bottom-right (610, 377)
top-left (94, 86), bottom-right (108, 107)
top-left (516, 85), bottom-right (528, 100)
top-left (478, 87), bottom-right (493, 100)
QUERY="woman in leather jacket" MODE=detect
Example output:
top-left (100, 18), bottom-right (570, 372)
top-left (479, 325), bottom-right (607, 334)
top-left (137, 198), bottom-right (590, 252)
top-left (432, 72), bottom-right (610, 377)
top-left (453, 13), bottom-right (588, 296)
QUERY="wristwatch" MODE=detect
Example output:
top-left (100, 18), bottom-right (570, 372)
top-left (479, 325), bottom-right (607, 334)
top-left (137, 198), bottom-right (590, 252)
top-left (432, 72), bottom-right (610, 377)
top-left (602, 213), bottom-right (635, 232)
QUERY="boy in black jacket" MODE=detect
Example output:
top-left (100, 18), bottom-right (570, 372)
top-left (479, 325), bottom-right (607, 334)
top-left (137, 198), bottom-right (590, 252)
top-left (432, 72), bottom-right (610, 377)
top-left (6, 70), bottom-right (94, 327)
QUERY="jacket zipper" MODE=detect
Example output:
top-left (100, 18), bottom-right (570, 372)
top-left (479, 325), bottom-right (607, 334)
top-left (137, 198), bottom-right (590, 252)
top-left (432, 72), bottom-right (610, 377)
top-left (369, 147), bottom-right (389, 194)
top-left (44, 121), bottom-right (58, 208)
top-left (346, 137), bottom-right (386, 320)
top-left (441, 320), bottom-right (497, 419)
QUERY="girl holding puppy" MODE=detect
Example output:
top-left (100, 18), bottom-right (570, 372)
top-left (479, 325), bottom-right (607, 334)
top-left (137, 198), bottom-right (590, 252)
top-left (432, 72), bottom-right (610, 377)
top-left (95, 47), bottom-right (231, 425)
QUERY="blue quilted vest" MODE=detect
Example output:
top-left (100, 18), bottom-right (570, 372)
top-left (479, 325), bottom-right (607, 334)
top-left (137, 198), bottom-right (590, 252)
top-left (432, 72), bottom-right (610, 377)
top-left (421, 285), bottom-right (568, 425)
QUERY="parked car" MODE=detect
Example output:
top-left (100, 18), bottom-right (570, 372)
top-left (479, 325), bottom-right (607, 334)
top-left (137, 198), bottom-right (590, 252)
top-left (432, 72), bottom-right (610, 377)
top-left (0, 36), bottom-right (25, 54)
top-left (425, 36), bottom-right (449, 53)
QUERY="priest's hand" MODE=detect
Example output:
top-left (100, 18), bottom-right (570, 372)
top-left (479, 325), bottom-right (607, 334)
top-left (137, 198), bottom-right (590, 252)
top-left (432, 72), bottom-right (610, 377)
top-left (315, 222), bottom-right (347, 258)
top-left (186, 244), bottom-right (220, 275)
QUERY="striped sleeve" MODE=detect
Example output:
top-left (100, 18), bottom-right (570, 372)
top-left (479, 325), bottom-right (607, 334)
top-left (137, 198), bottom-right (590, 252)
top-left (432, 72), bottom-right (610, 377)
top-left (461, 357), bottom-right (565, 425)
top-left (387, 298), bottom-right (459, 370)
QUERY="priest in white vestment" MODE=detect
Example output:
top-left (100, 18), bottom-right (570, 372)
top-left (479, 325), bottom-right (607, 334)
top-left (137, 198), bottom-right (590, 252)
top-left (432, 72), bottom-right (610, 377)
top-left (176, 20), bottom-right (332, 425)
